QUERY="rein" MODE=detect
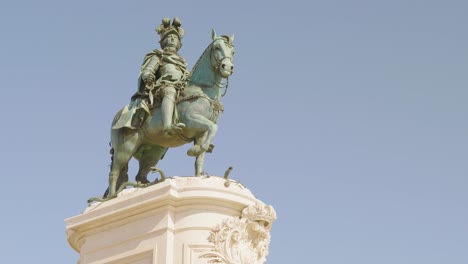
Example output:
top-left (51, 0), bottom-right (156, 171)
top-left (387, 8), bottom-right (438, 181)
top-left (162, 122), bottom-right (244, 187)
top-left (221, 77), bottom-right (229, 97)
top-left (187, 77), bottom-right (229, 97)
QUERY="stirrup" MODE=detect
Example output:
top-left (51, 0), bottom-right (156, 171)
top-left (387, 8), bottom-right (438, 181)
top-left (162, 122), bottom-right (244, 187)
top-left (164, 123), bottom-right (186, 135)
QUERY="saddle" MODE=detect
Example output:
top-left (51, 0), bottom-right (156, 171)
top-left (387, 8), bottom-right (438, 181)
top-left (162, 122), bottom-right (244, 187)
top-left (112, 83), bottom-right (193, 130)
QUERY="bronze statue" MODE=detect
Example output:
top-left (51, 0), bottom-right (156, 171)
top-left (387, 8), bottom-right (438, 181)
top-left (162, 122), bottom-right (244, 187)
top-left (94, 18), bottom-right (235, 200)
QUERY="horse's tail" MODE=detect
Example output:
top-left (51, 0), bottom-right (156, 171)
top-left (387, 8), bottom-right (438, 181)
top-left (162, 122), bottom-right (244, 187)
top-left (108, 107), bottom-right (123, 169)
top-left (102, 143), bottom-right (115, 198)
top-left (109, 142), bottom-right (114, 169)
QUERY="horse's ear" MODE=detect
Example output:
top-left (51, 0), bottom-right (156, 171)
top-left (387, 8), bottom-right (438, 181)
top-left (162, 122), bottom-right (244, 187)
top-left (231, 34), bottom-right (235, 43)
top-left (211, 29), bottom-right (217, 40)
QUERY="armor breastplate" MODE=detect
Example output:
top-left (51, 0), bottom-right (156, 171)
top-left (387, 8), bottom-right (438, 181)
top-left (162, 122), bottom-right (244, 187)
top-left (158, 63), bottom-right (183, 81)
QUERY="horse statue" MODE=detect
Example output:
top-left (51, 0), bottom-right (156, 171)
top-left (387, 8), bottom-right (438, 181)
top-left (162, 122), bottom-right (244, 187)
top-left (104, 30), bottom-right (235, 199)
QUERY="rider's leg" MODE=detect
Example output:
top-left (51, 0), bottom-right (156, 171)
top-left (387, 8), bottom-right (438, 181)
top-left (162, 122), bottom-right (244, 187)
top-left (160, 85), bottom-right (185, 135)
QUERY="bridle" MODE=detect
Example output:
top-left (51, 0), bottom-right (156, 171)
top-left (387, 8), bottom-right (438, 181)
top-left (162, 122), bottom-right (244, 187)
top-left (210, 39), bottom-right (233, 97)
top-left (210, 40), bottom-right (233, 72)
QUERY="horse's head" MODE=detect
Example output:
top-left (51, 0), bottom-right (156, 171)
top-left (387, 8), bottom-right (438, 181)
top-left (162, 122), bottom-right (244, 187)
top-left (188, 31), bottom-right (235, 98)
top-left (210, 29), bottom-right (235, 78)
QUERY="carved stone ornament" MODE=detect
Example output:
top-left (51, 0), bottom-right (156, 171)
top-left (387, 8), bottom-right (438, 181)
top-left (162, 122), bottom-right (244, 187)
top-left (201, 202), bottom-right (277, 264)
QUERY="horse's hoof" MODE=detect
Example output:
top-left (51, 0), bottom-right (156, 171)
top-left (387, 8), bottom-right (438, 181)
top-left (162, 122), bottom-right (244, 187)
top-left (136, 177), bottom-right (150, 184)
top-left (206, 144), bottom-right (215, 153)
top-left (187, 145), bottom-right (203, 156)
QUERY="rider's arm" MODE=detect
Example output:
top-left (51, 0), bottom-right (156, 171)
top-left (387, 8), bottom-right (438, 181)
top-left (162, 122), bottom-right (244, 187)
top-left (141, 56), bottom-right (160, 84)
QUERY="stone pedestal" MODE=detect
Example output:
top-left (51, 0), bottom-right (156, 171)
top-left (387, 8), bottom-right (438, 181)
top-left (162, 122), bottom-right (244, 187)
top-left (65, 176), bottom-right (276, 264)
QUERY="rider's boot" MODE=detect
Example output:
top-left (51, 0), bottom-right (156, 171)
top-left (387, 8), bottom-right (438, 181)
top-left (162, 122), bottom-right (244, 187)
top-left (161, 87), bottom-right (185, 135)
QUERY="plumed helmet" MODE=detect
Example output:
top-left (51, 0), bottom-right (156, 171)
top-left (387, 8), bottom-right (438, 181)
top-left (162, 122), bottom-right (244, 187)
top-left (155, 17), bottom-right (184, 49)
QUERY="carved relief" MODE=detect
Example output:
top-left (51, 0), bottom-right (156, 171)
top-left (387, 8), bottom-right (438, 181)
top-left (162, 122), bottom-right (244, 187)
top-left (201, 202), bottom-right (276, 264)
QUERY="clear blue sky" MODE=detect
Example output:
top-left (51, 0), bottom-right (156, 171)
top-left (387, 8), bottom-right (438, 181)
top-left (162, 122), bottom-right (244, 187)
top-left (0, 0), bottom-right (467, 263)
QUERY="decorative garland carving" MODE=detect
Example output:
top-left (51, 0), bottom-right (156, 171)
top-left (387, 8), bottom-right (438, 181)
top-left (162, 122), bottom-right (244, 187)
top-left (201, 202), bottom-right (276, 264)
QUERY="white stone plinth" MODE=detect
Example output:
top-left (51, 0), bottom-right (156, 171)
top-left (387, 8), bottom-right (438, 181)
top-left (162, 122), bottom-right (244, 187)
top-left (65, 176), bottom-right (275, 264)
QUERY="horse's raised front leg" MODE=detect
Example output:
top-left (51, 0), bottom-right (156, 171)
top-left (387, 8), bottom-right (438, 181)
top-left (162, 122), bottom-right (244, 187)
top-left (186, 114), bottom-right (217, 157)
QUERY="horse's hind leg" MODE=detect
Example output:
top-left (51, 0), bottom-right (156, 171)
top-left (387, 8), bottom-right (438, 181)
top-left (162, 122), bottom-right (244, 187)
top-left (108, 130), bottom-right (140, 197)
top-left (103, 164), bottom-right (128, 198)
top-left (108, 151), bottom-right (134, 197)
top-left (135, 145), bottom-right (168, 184)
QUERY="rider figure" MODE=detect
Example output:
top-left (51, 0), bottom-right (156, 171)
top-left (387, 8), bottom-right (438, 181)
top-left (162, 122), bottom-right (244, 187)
top-left (114, 17), bottom-right (188, 134)
top-left (140, 18), bottom-right (188, 135)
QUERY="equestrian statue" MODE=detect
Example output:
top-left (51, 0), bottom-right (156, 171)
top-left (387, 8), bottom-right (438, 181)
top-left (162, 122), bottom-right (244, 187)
top-left (91, 18), bottom-right (235, 201)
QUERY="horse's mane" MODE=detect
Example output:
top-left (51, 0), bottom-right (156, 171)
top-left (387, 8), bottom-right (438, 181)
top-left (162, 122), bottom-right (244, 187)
top-left (189, 43), bottom-right (212, 80)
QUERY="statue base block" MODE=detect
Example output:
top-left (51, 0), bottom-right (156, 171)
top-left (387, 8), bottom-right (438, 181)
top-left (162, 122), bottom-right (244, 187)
top-left (65, 176), bottom-right (275, 264)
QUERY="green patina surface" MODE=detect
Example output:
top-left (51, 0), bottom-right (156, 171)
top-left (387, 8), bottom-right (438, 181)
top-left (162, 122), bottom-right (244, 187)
top-left (90, 18), bottom-right (235, 202)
